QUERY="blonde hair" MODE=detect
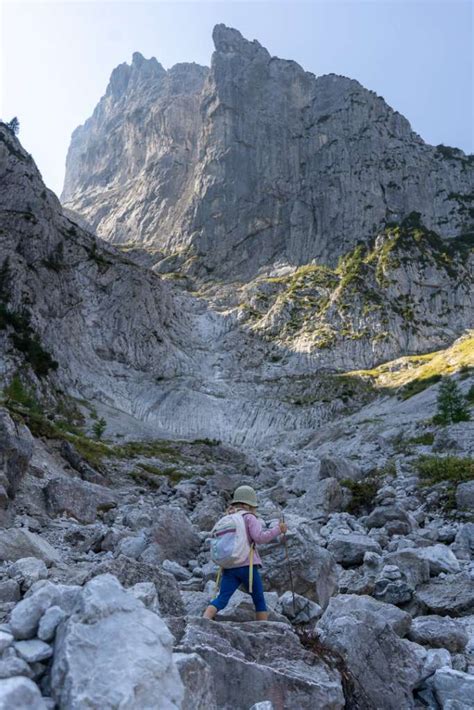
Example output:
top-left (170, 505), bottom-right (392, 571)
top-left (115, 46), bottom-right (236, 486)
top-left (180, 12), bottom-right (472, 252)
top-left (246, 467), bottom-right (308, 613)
top-left (226, 502), bottom-right (256, 514)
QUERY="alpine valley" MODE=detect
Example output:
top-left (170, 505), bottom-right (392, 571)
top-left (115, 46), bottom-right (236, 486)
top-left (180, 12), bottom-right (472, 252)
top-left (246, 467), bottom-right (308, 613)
top-left (0, 25), bottom-right (472, 710)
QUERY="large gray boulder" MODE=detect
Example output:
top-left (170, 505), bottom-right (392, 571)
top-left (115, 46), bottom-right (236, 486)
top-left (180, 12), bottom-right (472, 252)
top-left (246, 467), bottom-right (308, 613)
top-left (319, 457), bottom-right (363, 482)
top-left (0, 676), bottom-right (46, 709)
top-left (456, 480), bottom-right (474, 511)
top-left (176, 618), bottom-right (344, 710)
top-left (82, 555), bottom-right (185, 617)
top-left (151, 506), bottom-right (201, 565)
top-left (412, 544), bottom-right (460, 576)
top-left (414, 574), bottom-right (474, 617)
top-left (45, 476), bottom-right (117, 524)
top-left (407, 615), bottom-right (468, 653)
top-left (286, 478), bottom-right (344, 518)
top-left (258, 523), bottom-right (338, 607)
top-left (316, 594), bottom-right (412, 637)
top-left (317, 594), bottom-right (422, 709)
top-left (364, 505), bottom-right (412, 530)
top-left (424, 668), bottom-right (474, 709)
top-left (51, 574), bottom-right (184, 709)
top-left (452, 523), bottom-right (474, 560)
top-left (0, 529), bottom-right (59, 566)
top-left (383, 549), bottom-right (430, 587)
top-left (327, 532), bottom-right (381, 567)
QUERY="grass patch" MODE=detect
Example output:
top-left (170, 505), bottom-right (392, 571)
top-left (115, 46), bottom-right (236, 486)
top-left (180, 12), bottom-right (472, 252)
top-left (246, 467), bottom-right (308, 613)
top-left (132, 463), bottom-right (187, 487)
top-left (415, 455), bottom-right (474, 511)
top-left (415, 455), bottom-right (474, 486)
top-left (408, 432), bottom-right (435, 446)
top-left (347, 332), bottom-right (474, 397)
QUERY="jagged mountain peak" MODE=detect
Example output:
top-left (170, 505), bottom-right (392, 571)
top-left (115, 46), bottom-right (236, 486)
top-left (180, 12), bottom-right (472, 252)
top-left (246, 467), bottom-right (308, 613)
top-left (62, 24), bottom-right (473, 281)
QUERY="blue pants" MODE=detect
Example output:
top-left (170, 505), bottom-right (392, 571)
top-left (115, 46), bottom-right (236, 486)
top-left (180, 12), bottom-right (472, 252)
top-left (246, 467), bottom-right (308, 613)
top-left (210, 565), bottom-right (267, 612)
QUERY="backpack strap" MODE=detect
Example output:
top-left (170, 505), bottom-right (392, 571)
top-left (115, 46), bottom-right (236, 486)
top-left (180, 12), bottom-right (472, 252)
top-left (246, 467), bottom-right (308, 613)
top-left (214, 566), bottom-right (222, 594)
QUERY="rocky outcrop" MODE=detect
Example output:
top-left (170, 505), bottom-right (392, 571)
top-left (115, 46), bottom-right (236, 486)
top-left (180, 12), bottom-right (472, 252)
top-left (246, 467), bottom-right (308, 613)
top-left (62, 25), bottom-right (474, 282)
top-left (51, 574), bottom-right (184, 709)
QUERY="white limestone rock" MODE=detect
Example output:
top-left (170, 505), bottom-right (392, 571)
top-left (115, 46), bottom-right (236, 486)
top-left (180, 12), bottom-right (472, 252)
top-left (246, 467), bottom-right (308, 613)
top-left (50, 574), bottom-right (184, 709)
top-left (0, 676), bottom-right (46, 710)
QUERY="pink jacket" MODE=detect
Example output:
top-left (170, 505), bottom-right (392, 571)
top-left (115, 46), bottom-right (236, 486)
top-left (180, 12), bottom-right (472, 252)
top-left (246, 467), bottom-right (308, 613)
top-left (243, 513), bottom-right (281, 566)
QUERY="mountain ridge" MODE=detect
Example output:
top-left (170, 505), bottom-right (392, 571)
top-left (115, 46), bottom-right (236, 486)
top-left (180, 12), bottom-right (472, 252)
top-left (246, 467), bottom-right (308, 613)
top-left (62, 24), bottom-right (473, 282)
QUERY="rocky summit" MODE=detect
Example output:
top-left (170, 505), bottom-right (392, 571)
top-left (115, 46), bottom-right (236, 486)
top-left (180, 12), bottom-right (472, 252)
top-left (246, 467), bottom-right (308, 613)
top-left (0, 22), bottom-right (473, 710)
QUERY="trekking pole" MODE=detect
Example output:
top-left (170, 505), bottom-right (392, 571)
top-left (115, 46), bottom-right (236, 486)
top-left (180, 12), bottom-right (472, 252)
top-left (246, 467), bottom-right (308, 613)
top-left (280, 511), bottom-right (297, 618)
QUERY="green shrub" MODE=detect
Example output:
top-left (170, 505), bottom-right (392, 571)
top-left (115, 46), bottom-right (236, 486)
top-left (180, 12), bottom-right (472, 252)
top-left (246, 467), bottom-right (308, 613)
top-left (92, 417), bottom-right (107, 440)
top-left (193, 438), bottom-right (221, 446)
top-left (341, 474), bottom-right (382, 515)
top-left (415, 455), bottom-right (474, 486)
top-left (3, 375), bottom-right (39, 411)
top-left (433, 377), bottom-right (470, 424)
top-left (408, 432), bottom-right (435, 446)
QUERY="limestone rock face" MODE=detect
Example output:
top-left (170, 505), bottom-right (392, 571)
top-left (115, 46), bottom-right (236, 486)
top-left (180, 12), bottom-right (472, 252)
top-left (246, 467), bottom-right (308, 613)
top-left (317, 594), bottom-right (423, 709)
top-left (62, 24), bottom-right (473, 282)
top-left (50, 574), bottom-right (184, 709)
top-left (176, 618), bottom-right (344, 709)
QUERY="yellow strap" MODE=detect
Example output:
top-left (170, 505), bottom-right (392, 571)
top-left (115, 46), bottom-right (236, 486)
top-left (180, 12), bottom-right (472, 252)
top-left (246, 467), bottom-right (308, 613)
top-left (248, 545), bottom-right (254, 593)
top-left (215, 566), bottom-right (222, 594)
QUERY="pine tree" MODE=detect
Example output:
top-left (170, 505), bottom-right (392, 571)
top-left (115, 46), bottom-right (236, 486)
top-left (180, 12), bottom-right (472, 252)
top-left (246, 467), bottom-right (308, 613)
top-left (92, 417), bottom-right (107, 440)
top-left (434, 378), bottom-right (470, 425)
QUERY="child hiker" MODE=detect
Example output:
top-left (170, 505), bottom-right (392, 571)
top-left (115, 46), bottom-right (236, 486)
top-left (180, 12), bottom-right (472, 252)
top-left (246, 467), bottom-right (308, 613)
top-left (203, 485), bottom-right (288, 621)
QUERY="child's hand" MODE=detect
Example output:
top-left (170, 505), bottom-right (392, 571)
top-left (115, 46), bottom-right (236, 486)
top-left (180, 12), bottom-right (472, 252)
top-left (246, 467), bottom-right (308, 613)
top-left (279, 521), bottom-right (288, 534)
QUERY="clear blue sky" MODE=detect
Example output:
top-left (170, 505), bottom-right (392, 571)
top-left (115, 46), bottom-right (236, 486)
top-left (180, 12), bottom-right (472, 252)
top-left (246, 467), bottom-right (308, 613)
top-left (1, 0), bottom-right (472, 197)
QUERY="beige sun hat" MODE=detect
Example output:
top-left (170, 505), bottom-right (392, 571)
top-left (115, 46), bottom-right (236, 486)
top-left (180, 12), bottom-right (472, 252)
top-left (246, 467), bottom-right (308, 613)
top-left (232, 485), bottom-right (258, 508)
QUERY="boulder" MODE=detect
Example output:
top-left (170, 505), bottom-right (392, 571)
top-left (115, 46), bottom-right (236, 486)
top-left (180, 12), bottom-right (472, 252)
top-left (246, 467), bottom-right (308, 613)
top-left (383, 549), bottom-right (430, 587)
top-left (317, 595), bottom-right (422, 709)
top-left (316, 594), bottom-right (412, 637)
top-left (176, 618), bottom-right (344, 709)
top-left (327, 533), bottom-right (381, 567)
top-left (14, 638), bottom-right (53, 663)
top-left (51, 574), bottom-right (184, 709)
top-left (45, 476), bottom-right (117, 524)
top-left (174, 652), bottom-right (217, 710)
top-left (84, 555), bottom-right (184, 617)
top-left (286, 478), bottom-right (343, 518)
top-left (128, 582), bottom-right (159, 611)
top-left (162, 559), bottom-right (192, 581)
top-left (37, 605), bottom-right (66, 642)
top-left (151, 506), bottom-right (201, 565)
top-left (9, 557), bottom-right (48, 590)
top-left (0, 529), bottom-right (59, 565)
top-left (372, 579), bottom-right (413, 606)
top-left (364, 505), bottom-right (412, 530)
top-left (191, 496), bottom-right (225, 532)
top-left (10, 581), bottom-right (80, 640)
top-left (0, 579), bottom-right (20, 603)
top-left (0, 676), bottom-right (46, 709)
top-left (319, 456), bottom-right (363, 482)
top-left (0, 632), bottom-right (12, 653)
top-left (279, 591), bottom-right (322, 624)
top-left (414, 574), bottom-right (474, 617)
top-left (413, 544), bottom-right (460, 576)
top-left (258, 523), bottom-right (338, 608)
top-left (0, 409), bottom-right (34, 499)
top-left (456, 480), bottom-right (474, 511)
top-left (425, 668), bottom-right (474, 709)
top-left (408, 615), bottom-right (468, 653)
top-left (452, 523), bottom-right (474, 560)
